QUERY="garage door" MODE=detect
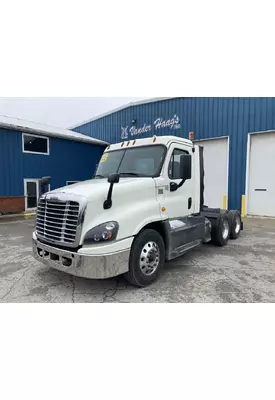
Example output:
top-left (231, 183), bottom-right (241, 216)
top-left (247, 132), bottom-right (275, 217)
top-left (195, 137), bottom-right (229, 209)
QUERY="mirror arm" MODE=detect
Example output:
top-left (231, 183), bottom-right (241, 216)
top-left (103, 183), bottom-right (114, 210)
top-left (170, 179), bottom-right (186, 192)
top-left (177, 179), bottom-right (186, 189)
top-left (103, 173), bottom-right (120, 209)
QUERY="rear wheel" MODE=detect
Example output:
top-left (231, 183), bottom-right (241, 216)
top-left (211, 214), bottom-right (230, 246)
top-left (228, 210), bottom-right (241, 239)
top-left (124, 229), bottom-right (165, 287)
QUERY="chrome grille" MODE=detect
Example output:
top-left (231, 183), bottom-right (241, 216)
top-left (36, 198), bottom-right (80, 245)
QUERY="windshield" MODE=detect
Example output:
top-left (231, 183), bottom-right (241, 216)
top-left (95, 145), bottom-right (166, 178)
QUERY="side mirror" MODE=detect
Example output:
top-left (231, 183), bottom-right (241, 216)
top-left (108, 173), bottom-right (120, 184)
top-left (180, 154), bottom-right (192, 181)
top-left (104, 173), bottom-right (120, 210)
top-left (170, 155), bottom-right (192, 192)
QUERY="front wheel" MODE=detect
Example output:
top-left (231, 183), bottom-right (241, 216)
top-left (124, 229), bottom-right (165, 287)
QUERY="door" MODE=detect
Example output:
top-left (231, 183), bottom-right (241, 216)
top-left (24, 179), bottom-right (39, 211)
top-left (160, 142), bottom-right (194, 219)
top-left (155, 142), bottom-right (204, 257)
top-left (195, 137), bottom-right (229, 208)
top-left (247, 132), bottom-right (275, 217)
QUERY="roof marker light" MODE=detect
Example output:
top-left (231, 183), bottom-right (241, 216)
top-left (153, 136), bottom-right (157, 143)
top-left (127, 141), bottom-right (130, 146)
top-left (121, 142), bottom-right (124, 147)
top-left (133, 140), bottom-right (136, 145)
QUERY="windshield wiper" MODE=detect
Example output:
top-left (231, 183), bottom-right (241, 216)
top-left (94, 174), bottom-right (106, 179)
top-left (95, 172), bottom-right (149, 179)
top-left (119, 172), bottom-right (148, 177)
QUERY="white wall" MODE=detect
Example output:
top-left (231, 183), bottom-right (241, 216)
top-left (247, 131), bottom-right (275, 217)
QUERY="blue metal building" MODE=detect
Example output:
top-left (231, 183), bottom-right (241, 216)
top-left (72, 97), bottom-right (275, 216)
top-left (0, 116), bottom-right (106, 214)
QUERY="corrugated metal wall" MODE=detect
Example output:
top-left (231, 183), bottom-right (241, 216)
top-left (73, 97), bottom-right (275, 211)
top-left (0, 128), bottom-right (104, 196)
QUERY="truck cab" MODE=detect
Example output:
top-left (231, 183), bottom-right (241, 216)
top-left (32, 136), bottom-right (242, 287)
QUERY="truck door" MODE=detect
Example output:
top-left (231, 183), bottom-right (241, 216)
top-left (161, 142), bottom-right (195, 220)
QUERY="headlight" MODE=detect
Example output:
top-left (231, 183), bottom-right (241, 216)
top-left (83, 221), bottom-right (119, 244)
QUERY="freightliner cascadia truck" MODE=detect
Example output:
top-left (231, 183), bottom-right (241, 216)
top-left (32, 135), bottom-right (243, 287)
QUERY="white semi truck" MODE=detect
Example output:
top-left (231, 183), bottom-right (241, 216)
top-left (32, 135), bottom-right (243, 287)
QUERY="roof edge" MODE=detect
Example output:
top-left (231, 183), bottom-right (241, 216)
top-left (0, 116), bottom-right (108, 146)
top-left (69, 97), bottom-right (174, 129)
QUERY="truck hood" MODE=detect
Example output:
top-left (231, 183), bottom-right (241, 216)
top-left (49, 177), bottom-right (155, 201)
top-left (44, 177), bottom-right (163, 245)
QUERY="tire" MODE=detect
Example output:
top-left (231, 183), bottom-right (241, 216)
top-left (124, 229), bottom-right (165, 288)
top-left (228, 210), bottom-right (241, 240)
top-left (211, 214), bottom-right (230, 246)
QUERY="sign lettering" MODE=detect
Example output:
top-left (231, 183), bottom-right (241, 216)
top-left (121, 114), bottom-right (181, 139)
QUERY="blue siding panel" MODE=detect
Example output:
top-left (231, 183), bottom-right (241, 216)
top-left (0, 128), bottom-right (104, 197)
top-left (73, 97), bottom-right (275, 211)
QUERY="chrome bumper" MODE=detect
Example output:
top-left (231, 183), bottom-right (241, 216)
top-left (32, 235), bottom-right (130, 279)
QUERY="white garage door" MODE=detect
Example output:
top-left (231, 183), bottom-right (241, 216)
top-left (195, 137), bottom-right (229, 209)
top-left (247, 132), bottom-right (275, 217)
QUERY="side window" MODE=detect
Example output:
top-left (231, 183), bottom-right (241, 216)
top-left (168, 149), bottom-right (189, 179)
top-left (22, 133), bottom-right (49, 155)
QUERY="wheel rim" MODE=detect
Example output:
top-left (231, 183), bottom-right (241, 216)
top-left (222, 219), bottom-right (229, 240)
top-left (235, 216), bottom-right (241, 234)
top-left (139, 241), bottom-right (160, 276)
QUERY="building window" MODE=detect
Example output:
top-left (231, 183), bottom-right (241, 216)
top-left (66, 181), bottom-right (80, 185)
top-left (168, 149), bottom-right (189, 179)
top-left (22, 133), bottom-right (49, 155)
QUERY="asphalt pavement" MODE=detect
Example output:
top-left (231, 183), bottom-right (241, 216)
top-left (0, 216), bottom-right (275, 303)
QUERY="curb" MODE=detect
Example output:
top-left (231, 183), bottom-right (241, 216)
top-left (0, 212), bottom-right (36, 222)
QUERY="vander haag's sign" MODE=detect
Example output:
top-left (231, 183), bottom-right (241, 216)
top-left (121, 115), bottom-right (181, 139)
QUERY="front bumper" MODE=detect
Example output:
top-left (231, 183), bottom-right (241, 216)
top-left (32, 233), bottom-right (130, 279)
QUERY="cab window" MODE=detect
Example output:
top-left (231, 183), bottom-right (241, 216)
top-left (168, 149), bottom-right (189, 179)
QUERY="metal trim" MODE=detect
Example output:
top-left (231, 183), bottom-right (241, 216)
top-left (33, 236), bottom-right (130, 279)
top-left (36, 192), bottom-right (87, 248)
